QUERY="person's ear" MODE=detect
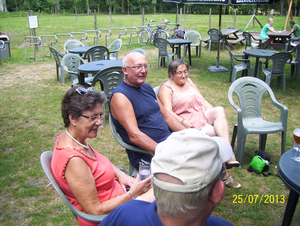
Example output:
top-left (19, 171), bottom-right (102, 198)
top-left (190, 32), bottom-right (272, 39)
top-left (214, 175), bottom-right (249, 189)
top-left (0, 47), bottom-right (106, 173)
top-left (122, 66), bottom-right (127, 75)
top-left (209, 180), bottom-right (225, 207)
top-left (69, 114), bottom-right (77, 127)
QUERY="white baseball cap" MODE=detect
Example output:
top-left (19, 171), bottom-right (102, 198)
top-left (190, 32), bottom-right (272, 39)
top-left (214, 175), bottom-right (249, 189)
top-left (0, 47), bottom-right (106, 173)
top-left (151, 128), bottom-right (232, 193)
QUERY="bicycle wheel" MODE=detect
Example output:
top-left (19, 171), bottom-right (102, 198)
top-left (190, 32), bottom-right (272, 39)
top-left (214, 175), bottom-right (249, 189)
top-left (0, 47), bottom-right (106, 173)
top-left (137, 29), bottom-right (150, 45)
top-left (154, 29), bottom-right (169, 40)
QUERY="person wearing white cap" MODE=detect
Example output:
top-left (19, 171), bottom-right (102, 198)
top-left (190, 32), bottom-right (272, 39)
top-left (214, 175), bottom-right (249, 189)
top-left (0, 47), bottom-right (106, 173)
top-left (100, 129), bottom-right (235, 226)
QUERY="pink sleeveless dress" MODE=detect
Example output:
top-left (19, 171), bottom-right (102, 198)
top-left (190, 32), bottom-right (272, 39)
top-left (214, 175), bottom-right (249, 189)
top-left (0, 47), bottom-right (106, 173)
top-left (162, 81), bottom-right (207, 130)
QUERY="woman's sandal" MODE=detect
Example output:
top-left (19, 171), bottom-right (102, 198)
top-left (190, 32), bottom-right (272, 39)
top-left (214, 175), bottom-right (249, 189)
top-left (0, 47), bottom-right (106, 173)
top-left (227, 160), bottom-right (240, 167)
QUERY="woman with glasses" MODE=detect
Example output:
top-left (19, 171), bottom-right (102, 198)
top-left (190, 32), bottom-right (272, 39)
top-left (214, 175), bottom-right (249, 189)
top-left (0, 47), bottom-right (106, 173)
top-left (159, 59), bottom-right (241, 189)
top-left (51, 86), bottom-right (154, 226)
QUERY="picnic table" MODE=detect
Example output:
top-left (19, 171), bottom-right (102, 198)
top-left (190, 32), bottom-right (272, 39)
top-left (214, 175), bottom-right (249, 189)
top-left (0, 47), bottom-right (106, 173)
top-left (221, 28), bottom-right (245, 49)
top-left (203, 28), bottom-right (244, 50)
top-left (262, 31), bottom-right (292, 49)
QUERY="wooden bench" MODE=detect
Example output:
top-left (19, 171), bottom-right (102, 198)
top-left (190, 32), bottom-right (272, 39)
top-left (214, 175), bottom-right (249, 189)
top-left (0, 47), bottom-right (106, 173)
top-left (231, 37), bottom-right (245, 45)
top-left (203, 38), bottom-right (210, 43)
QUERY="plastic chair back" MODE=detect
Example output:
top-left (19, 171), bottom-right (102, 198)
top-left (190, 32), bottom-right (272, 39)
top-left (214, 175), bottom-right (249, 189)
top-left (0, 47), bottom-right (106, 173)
top-left (62, 53), bottom-right (85, 86)
top-left (107, 39), bottom-right (122, 60)
top-left (228, 77), bottom-right (288, 166)
top-left (109, 114), bottom-right (154, 176)
top-left (184, 30), bottom-right (202, 57)
top-left (49, 46), bottom-right (64, 82)
top-left (266, 53), bottom-right (292, 76)
top-left (91, 66), bottom-right (124, 101)
top-left (40, 151), bottom-right (107, 223)
top-left (63, 39), bottom-right (84, 53)
top-left (208, 29), bottom-right (219, 43)
top-left (153, 38), bottom-right (169, 57)
top-left (130, 48), bottom-right (146, 56)
top-left (83, 46), bottom-right (109, 62)
top-left (243, 32), bottom-right (261, 50)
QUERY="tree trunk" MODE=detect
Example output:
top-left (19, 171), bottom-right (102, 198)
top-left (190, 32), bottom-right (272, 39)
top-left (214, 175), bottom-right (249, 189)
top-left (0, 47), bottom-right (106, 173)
top-left (122, 0), bottom-right (125, 13)
top-left (280, 0), bottom-right (284, 16)
top-left (86, 0), bottom-right (90, 15)
top-left (56, 0), bottom-right (60, 12)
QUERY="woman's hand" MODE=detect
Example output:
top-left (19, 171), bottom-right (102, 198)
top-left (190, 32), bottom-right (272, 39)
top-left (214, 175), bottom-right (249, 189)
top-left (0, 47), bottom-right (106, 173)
top-left (117, 172), bottom-right (136, 188)
top-left (182, 119), bottom-right (195, 128)
top-left (128, 174), bottom-right (152, 198)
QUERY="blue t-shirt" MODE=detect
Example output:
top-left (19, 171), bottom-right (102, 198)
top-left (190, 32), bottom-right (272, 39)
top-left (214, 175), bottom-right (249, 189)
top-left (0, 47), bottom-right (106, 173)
top-left (110, 81), bottom-right (171, 169)
top-left (100, 200), bottom-right (235, 226)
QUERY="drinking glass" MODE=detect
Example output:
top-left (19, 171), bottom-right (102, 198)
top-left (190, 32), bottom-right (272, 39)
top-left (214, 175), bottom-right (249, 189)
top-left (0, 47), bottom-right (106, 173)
top-left (291, 128), bottom-right (300, 162)
top-left (139, 159), bottom-right (151, 181)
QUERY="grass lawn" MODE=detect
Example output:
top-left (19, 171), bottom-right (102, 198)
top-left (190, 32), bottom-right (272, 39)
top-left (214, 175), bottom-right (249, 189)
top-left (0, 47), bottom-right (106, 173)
top-left (0, 12), bottom-right (300, 225)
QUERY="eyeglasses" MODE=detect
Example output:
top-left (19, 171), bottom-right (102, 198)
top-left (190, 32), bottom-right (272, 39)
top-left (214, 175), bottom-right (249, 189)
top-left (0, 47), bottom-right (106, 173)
top-left (126, 64), bottom-right (150, 71)
top-left (209, 166), bottom-right (226, 196)
top-left (175, 70), bottom-right (189, 76)
top-left (76, 87), bottom-right (95, 95)
top-left (81, 114), bottom-right (106, 122)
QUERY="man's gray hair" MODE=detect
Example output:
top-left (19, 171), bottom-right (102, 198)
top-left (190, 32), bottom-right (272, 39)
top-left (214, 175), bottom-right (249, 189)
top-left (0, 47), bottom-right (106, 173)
top-left (153, 173), bottom-right (215, 220)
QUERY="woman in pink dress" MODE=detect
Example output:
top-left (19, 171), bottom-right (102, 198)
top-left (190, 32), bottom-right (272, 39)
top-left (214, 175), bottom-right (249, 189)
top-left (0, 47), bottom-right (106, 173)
top-left (52, 86), bottom-right (154, 226)
top-left (159, 59), bottom-right (241, 189)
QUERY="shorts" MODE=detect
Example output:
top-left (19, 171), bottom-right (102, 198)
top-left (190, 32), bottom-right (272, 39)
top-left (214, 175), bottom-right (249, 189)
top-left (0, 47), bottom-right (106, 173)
top-left (200, 123), bottom-right (213, 134)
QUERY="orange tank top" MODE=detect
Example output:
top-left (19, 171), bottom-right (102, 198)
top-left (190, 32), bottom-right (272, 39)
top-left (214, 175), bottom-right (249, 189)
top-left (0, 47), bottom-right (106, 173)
top-left (51, 132), bottom-right (125, 226)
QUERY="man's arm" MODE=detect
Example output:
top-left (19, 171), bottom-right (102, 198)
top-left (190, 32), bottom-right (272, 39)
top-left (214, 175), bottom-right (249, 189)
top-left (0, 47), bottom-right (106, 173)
top-left (157, 97), bottom-right (185, 132)
top-left (110, 93), bottom-right (158, 153)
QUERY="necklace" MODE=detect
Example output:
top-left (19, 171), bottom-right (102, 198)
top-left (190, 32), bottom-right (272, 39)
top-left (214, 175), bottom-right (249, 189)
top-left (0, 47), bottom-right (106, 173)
top-left (65, 130), bottom-right (89, 149)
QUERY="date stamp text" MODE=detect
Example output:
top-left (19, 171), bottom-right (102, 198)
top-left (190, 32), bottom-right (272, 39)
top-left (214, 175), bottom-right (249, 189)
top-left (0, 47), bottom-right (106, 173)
top-left (232, 194), bottom-right (285, 204)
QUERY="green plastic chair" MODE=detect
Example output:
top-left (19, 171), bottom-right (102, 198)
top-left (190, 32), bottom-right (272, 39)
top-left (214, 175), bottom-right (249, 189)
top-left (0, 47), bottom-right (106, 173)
top-left (153, 38), bottom-right (176, 69)
top-left (208, 28), bottom-right (223, 51)
top-left (257, 52), bottom-right (292, 93)
top-left (63, 39), bottom-right (84, 53)
top-left (40, 151), bottom-right (108, 224)
top-left (286, 43), bottom-right (300, 81)
top-left (83, 46), bottom-right (109, 62)
top-left (130, 48), bottom-right (146, 56)
top-left (184, 30), bottom-right (202, 58)
top-left (242, 32), bottom-right (262, 50)
top-left (91, 66), bottom-right (124, 127)
top-left (107, 39), bottom-right (122, 60)
top-left (226, 46), bottom-right (253, 82)
top-left (228, 77), bottom-right (288, 166)
top-left (49, 46), bottom-right (64, 83)
top-left (62, 53), bottom-right (93, 86)
top-left (109, 114), bottom-right (154, 176)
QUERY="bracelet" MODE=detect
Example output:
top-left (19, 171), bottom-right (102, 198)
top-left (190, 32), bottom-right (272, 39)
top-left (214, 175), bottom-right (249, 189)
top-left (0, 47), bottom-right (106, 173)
top-left (180, 118), bottom-right (185, 124)
top-left (126, 191), bottom-right (134, 200)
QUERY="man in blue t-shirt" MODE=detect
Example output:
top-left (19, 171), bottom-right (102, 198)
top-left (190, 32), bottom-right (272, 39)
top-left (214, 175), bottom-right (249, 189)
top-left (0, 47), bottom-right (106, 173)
top-left (101, 129), bottom-right (235, 226)
top-left (110, 52), bottom-right (185, 170)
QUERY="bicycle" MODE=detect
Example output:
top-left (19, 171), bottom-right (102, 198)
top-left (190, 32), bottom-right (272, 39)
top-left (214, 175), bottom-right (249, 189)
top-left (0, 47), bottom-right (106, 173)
top-left (137, 19), bottom-right (169, 44)
top-left (166, 22), bottom-right (181, 39)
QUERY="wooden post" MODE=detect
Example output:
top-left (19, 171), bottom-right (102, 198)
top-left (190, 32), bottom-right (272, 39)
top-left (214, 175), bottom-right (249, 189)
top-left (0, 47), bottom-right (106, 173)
top-left (253, 8), bottom-right (255, 29)
top-left (176, 4), bottom-right (178, 23)
top-left (271, 9), bottom-right (274, 18)
top-left (209, 8), bottom-right (212, 29)
top-left (142, 8), bottom-right (144, 26)
top-left (180, 8), bottom-right (182, 28)
top-left (234, 9), bottom-right (236, 28)
top-left (94, 10), bottom-right (97, 30)
top-left (284, 0), bottom-right (293, 30)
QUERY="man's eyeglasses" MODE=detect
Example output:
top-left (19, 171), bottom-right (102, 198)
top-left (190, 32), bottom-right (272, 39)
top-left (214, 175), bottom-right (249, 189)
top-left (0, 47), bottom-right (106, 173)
top-left (175, 70), bottom-right (189, 76)
top-left (81, 114), bottom-right (106, 122)
top-left (126, 64), bottom-right (150, 71)
top-left (76, 87), bottom-right (95, 95)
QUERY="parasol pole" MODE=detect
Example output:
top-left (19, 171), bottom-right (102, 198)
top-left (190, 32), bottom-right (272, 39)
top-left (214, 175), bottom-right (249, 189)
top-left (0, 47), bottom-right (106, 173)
top-left (216, 5), bottom-right (222, 68)
top-left (208, 5), bottom-right (228, 72)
